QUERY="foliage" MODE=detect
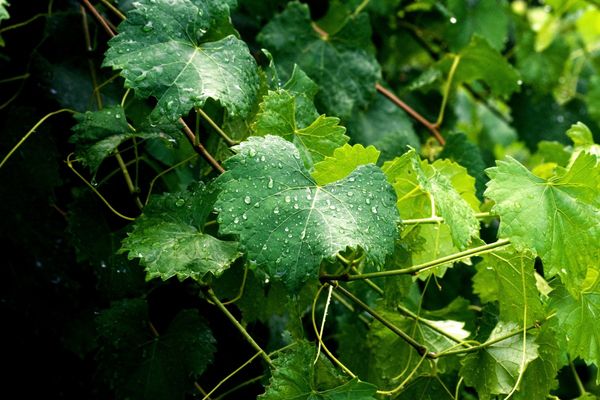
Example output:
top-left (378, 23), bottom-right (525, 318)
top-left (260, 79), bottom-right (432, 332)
top-left (1, 0), bottom-right (600, 399)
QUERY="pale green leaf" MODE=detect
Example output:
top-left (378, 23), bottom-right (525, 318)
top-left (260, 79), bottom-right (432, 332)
top-left (460, 321), bottom-right (539, 400)
top-left (312, 144), bottom-right (380, 185)
top-left (70, 106), bottom-right (172, 173)
top-left (253, 88), bottom-right (348, 168)
top-left (473, 246), bottom-right (545, 325)
top-left (257, 1), bottom-right (381, 118)
top-left (551, 270), bottom-right (600, 367)
top-left (512, 325), bottom-right (560, 400)
top-left (485, 152), bottom-right (600, 294)
top-left (215, 135), bottom-right (398, 292)
top-left (103, 0), bottom-right (259, 121)
top-left (259, 340), bottom-right (377, 400)
top-left (383, 149), bottom-right (480, 249)
top-left (0, 0), bottom-right (9, 23)
top-left (121, 183), bottom-right (240, 282)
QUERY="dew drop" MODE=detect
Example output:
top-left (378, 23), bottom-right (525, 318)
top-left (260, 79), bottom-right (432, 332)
top-left (234, 217), bottom-right (240, 224)
top-left (365, 198), bottom-right (371, 205)
top-left (175, 198), bottom-right (185, 207)
top-left (244, 196), bottom-right (251, 204)
top-left (142, 21), bottom-right (154, 32)
top-left (450, 16), bottom-right (457, 24)
top-left (268, 177), bottom-right (274, 189)
top-left (273, 207), bottom-right (280, 214)
top-left (371, 206), bottom-right (378, 214)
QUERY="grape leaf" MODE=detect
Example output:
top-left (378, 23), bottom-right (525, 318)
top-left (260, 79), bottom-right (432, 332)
top-left (440, 36), bottom-right (520, 99)
top-left (395, 376), bottom-right (454, 399)
top-left (460, 321), bottom-right (539, 400)
top-left (551, 270), bottom-right (600, 367)
top-left (215, 135), bottom-right (398, 292)
top-left (257, 1), bottom-right (381, 119)
top-left (367, 308), bottom-right (470, 386)
top-left (121, 183), bottom-right (240, 282)
top-left (439, 132), bottom-right (487, 199)
top-left (485, 152), bottom-right (600, 294)
top-left (383, 149), bottom-right (480, 249)
top-left (259, 340), bottom-right (377, 399)
top-left (70, 106), bottom-right (171, 173)
top-left (96, 300), bottom-right (216, 400)
top-left (103, 0), bottom-right (259, 122)
top-left (512, 325), bottom-right (560, 400)
top-left (253, 87), bottom-right (348, 168)
top-left (0, 0), bottom-right (8, 46)
top-left (567, 122), bottom-right (600, 158)
top-left (445, 0), bottom-right (509, 51)
top-left (311, 144), bottom-right (380, 185)
top-left (345, 91), bottom-right (420, 162)
top-left (473, 246), bottom-right (545, 325)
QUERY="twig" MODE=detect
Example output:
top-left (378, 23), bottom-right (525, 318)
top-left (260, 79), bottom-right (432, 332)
top-left (82, 0), bottom-right (115, 37)
top-left (180, 118), bottom-right (225, 173)
top-left (376, 83), bottom-right (446, 145)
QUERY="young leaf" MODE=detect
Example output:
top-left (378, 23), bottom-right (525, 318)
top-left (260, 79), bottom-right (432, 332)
top-left (460, 321), bottom-right (539, 400)
top-left (551, 270), bottom-right (600, 368)
top-left (121, 183), bottom-right (240, 283)
top-left (215, 135), bottom-right (398, 292)
top-left (103, 0), bottom-right (259, 122)
top-left (512, 325), bottom-right (560, 400)
top-left (253, 88), bottom-right (348, 168)
top-left (473, 246), bottom-right (545, 326)
top-left (311, 143), bottom-right (380, 185)
top-left (257, 1), bottom-right (381, 118)
top-left (383, 149), bottom-right (480, 250)
top-left (485, 152), bottom-right (600, 294)
top-left (70, 106), bottom-right (170, 173)
top-left (259, 340), bottom-right (377, 399)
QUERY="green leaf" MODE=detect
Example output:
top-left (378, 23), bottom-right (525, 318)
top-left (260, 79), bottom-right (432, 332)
top-left (215, 135), bottom-right (398, 292)
top-left (439, 132), bottom-right (487, 199)
top-left (395, 376), bottom-right (454, 399)
top-left (312, 144), bottom-right (380, 186)
top-left (445, 0), bottom-right (509, 51)
top-left (442, 36), bottom-right (521, 99)
top-left (252, 87), bottom-right (348, 168)
top-left (512, 325), bottom-right (560, 400)
top-left (367, 307), bottom-right (470, 386)
top-left (383, 149), bottom-right (480, 249)
top-left (567, 122), bottom-right (600, 159)
top-left (257, 1), bottom-right (381, 119)
top-left (96, 300), bottom-right (216, 400)
top-left (121, 183), bottom-right (240, 282)
top-left (473, 246), bottom-right (545, 326)
top-left (551, 270), bottom-right (600, 367)
top-left (259, 340), bottom-right (377, 399)
top-left (485, 152), bottom-right (600, 294)
top-left (345, 91), bottom-right (420, 162)
top-left (460, 321), bottom-right (539, 400)
top-left (70, 106), bottom-right (170, 173)
top-left (103, 0), bottom-right (259, 122)
top-left (0, 0), bottom-right (8, 45)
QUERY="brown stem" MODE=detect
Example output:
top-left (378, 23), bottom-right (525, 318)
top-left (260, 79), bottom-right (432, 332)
top-left (375, 83), bottom-right (446, 145)
top-left (179, 118), bottom-right (225, 174)
top-left (82, 0), bottom-right (115, 38)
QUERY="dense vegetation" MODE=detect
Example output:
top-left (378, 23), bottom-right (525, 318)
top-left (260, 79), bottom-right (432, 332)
top-left (1, 0), bottom-right (600, 398)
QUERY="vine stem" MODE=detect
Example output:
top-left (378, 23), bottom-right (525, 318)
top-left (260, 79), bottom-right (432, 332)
top-left (321, 238), bottom-right (511, 281)
top-left (569, 356), bottom-right (587, 397)
top-left (352, 0), bottom-right (371, 17)
top-left (66, 154), bottom-right (136, 221)
top-left (402, 212), bottom-right (491, 225)
top-left (205, 289), bottom-right (272, 365)
top-left (179, 118), bottom-right (225, 173)
top-left (0, 73), bottom-right (30, 85)
top-left (201, 351), bottom-right (263, 400)
top-left (100, 0), bottom-right (126, 20)
top-left (145, 154), bottom-right (198, 205)
top-left (0, 108), bottom-right (75, 169)
top-left (375, 83), bottom-right (446, 146)
top-left (82, 0), bottom-right (115, 37)
top-left (334, 284), bottom-right (430, 357)
top-left (196, 108), bottom-right (238, 146)
top-left (434, 54), bottom-right (461, 128)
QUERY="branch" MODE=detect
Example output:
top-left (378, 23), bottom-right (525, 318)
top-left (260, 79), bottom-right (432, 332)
top-left (376, 83), bottom-right (446, 145)
top-left (179, 118), bottom-right (225, 173)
